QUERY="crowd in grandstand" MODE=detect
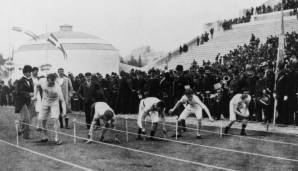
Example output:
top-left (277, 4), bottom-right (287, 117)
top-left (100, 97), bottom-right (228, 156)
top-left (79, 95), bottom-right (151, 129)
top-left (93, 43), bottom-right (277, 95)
top-left (221, 0), bottom-right (298, 31)
top-left (1, 32), bottom-right (297, 131)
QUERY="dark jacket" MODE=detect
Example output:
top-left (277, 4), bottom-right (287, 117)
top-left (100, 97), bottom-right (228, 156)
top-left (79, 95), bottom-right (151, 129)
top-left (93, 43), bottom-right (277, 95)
top-left (77, 81), bottom-right (105, 104)
top-left (276, 70), bottom-right (288, 99)
top-left (14, 77), bottom-right (34, 113)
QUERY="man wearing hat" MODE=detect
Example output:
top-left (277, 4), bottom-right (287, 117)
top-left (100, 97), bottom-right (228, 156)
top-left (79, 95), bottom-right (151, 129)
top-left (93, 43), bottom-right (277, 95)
top-left (15, 65), bottom-right (34, 139)
top-left (172, 65), bottom-right (188, 131)
top-left (224, 90), bottom-right (251, 135)
top-left (78, 72), bottom-right (101, 129)
top-left (0, 80), bottom-right (9, 106)
top-left (169, 86), bottom-right (214, 138)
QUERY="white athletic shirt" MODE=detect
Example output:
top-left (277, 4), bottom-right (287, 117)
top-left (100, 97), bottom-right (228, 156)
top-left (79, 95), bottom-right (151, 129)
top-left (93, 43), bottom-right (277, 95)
top-left (94, 102), bottom-right (114, 117)
top-left (138, 97), bottom-right (162, 129)
top-left (179, 94), bottom-right (205, 109)
top-left (140, 97), bottom-right (161, 114)
top-left (230, 94), bottom-right (251, 113)
top-left (37, 78), bottom-right (65, 106)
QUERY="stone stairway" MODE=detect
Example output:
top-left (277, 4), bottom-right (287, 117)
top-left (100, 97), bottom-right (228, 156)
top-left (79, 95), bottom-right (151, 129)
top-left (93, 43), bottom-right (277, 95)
top-left (144, 15), bottom-right (298, 70)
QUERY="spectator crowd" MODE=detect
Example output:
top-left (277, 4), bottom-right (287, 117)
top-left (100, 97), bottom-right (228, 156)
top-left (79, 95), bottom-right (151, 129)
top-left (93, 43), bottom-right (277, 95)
top-left (1, 32), bottom-right (298, 127)
top-left (221, 0), bottom-right (298, 31)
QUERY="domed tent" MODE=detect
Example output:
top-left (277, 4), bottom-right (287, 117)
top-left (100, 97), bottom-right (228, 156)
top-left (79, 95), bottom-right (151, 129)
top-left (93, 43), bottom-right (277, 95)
top-left (13, 25), bottom-right (120, 77)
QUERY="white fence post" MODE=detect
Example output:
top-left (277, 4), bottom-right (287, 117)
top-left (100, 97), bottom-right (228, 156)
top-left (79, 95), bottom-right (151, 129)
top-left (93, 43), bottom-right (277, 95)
top-left (73, 119), bottom-right (76, 144)
top-left (125, 117), bottom-right (128, 142)
top-left (15, 120), bottom-right (19, 146)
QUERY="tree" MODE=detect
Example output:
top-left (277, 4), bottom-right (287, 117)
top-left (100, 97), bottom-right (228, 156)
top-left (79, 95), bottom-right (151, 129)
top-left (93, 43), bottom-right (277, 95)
top-left (127, 56), bottom-right (139, 67)
top-left (138, 55), bottom-right (142, 67)
top-left (0, 54), bottom-right (6, 66)
top-left (120, 56), bottom-right (125, 63)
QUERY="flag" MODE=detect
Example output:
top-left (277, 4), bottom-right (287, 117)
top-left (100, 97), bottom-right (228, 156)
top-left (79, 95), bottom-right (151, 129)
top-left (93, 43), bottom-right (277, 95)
top-left (273, 3), bottom-right (285, 125)
top-left (47, 33), bottom-right (67, 60)
top-left (11, 26), bottom-right (39, 40)
top-left (277, 34), bottom-right (285, 64)
top-left (276, 4), bottom-right (285, 71)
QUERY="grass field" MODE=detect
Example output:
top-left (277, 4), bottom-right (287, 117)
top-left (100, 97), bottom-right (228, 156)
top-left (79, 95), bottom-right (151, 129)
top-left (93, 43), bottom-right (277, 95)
top-left (1, 106), bottom-right (298, 171)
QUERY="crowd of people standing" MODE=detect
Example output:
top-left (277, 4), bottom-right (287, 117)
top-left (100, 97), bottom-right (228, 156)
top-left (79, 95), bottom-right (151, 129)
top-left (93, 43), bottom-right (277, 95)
top-left (4, 31), bottom-right (298, 137)
top-left (221, 0), bottom-right (298, 31)
top-left (67, 32), bottom-right (298, 126)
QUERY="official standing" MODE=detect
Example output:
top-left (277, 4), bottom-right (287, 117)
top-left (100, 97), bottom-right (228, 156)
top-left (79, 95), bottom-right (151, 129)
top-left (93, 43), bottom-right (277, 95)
top-left (15, 65), bottom-right (34, 139)
top-left (172, 65), bottom-right (188, 130)
top-left (78, 73), bottom-right (100, 129)
top-left (276, 63), bottom-right (289, 124)
top-left (57, 68), bottom-right (74, 129)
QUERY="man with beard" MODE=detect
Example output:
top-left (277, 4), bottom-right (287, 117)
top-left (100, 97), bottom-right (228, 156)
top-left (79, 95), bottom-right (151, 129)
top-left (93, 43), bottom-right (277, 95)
top-left (117, 72), bottom-right (131, 113)
top-left (57, 68), bottom-right (74, 129)
top-left (78, 73), bottom-right (100, 129)
top-left (172, 65), bottom-right (188, 131)
top-left (283, 61), bottom-right (298, 125)
top-left (160, 72), bottom-right (173, 115)
top-left (276, 63), bottom-right (289, 124)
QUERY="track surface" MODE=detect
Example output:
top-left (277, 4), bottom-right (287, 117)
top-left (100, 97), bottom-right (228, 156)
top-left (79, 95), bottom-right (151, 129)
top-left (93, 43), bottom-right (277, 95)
top-left (1, 106), bottom-right (298, 171)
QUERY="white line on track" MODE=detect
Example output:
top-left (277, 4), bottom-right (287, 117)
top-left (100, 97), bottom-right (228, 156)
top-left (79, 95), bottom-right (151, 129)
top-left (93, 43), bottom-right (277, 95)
top-left (0, 138), bottom-right (94, 171)
top-left (119, 117), bottom-right (298, 147)
top-left (74, 120), bottom-right (298, 163)
top-left (20, 122), bottom-right (235, 171)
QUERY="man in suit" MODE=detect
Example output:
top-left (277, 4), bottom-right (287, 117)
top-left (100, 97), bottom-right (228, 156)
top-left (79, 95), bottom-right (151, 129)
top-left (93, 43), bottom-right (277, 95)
top-left (57, 68), bottom-right (74, 129)
top-left (276, 63), bottom-right (289, 124)
top-left (15, 65), bottom-right (34, 139)
top-left (0, 80), bottom-right (9, 106)
top-left (172, 65), bottom-right (188, 131)
top-left (78, 73), bottom-right (102, 129)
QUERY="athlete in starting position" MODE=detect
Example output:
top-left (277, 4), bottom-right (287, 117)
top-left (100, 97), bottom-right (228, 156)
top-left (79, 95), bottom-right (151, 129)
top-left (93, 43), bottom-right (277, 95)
top-left (169, 87), bottom-right (214, 138)
top-left (137, 97), bottom-right (166, 140)
top-left (86, 102), bottom-right (119, 144)
top-left (224, 90), bottom-right (251, 136)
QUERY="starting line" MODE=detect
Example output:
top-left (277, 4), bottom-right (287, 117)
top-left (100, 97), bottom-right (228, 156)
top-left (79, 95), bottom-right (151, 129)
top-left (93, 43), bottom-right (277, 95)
top-left (19, 121), bottom-right (235, 171)
top-left (0, 138), bottom-right (94, 171)
top-left (74, 120), bottom-right (298, 163)
top-left (119, 116), bottom-right (298, 147)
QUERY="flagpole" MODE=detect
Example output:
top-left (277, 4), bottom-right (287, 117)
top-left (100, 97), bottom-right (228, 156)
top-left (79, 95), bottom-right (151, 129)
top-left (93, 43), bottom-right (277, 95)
top-left (273, 0), bottom-right (285, 125)
top-left (45, 24), bottom-right (49, 75)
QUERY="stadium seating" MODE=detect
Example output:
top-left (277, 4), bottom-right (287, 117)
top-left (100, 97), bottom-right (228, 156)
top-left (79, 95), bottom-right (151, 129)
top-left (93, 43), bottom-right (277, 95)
top-left (145, 15), bottom-right (298, 70)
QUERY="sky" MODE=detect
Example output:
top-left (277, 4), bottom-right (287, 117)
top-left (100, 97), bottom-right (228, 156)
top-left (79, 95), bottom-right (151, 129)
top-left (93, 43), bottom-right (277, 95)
top-left (0, 0), bottom-right (268, 58)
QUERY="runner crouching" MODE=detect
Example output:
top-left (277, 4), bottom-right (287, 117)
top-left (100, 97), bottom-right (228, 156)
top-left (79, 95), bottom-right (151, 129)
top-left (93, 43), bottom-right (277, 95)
top-left (169, 86), bottom-right (214, 139)
top-left (224, 90), bottom-right (251, 136)
top-left (86, 102), bottom-right (119, 144)
top-left (137, 97), bottom-right (166, 140)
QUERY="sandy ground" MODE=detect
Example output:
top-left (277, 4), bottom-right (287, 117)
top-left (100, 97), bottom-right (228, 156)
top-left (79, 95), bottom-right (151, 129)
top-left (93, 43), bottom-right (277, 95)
top-left (1, 106), bottom-right (298, 171)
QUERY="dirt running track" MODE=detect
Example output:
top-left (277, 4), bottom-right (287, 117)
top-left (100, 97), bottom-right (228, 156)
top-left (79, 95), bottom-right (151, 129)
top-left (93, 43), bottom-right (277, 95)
top-left (1, 106), bottom-right (298, 171)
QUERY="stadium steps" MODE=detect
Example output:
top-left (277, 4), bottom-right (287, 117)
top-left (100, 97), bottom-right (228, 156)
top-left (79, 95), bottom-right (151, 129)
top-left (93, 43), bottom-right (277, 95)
top-left (145, 16), bottom-right (298, 70)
